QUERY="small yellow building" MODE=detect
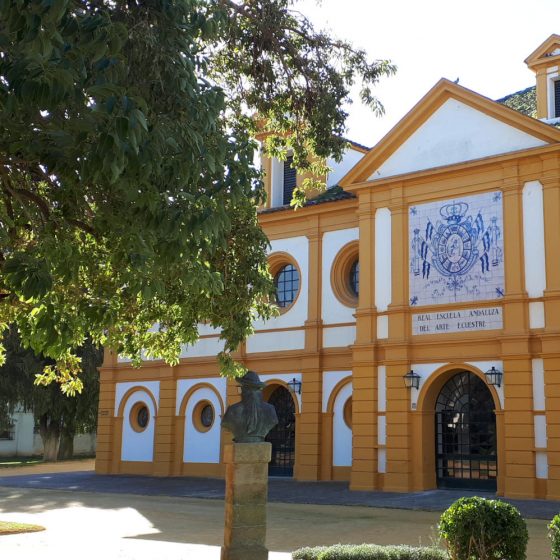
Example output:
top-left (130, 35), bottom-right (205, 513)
top-left (96, 36), bottom-right (560, 500)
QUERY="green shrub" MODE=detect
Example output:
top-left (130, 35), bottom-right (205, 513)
top-left (549, 514), bottom-right (560, 559)
top-left (292, 544), bottom-right (447, 560)
top-left (438, 496), bottom-right (528, 560)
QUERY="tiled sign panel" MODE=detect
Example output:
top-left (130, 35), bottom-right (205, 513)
top-left (412, 306), bottom-right (503, 335)
top-left (409, 191), bottom-right (504, 307)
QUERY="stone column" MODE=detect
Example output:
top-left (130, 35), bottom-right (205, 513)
top-left (221, 442), bottom-right (272, 560)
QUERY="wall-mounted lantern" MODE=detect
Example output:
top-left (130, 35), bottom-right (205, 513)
top-left (484, 366), bottom-right (503, 388)
top-left (403, 369), bottom-right (421, 390)
top-left (287, 377), bottom-right (302, 395)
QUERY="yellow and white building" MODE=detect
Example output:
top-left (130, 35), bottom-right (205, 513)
top-left (96, 35), bottom-right (560, 500)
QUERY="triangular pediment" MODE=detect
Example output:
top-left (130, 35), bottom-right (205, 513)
top-left (525, 34), bottom-right (560, 68)
top-left (340, 79), bottom-right (560, 186)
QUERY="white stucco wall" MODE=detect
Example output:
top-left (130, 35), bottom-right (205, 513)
top-left (327, 147), bottom-right (365, 187)
top-left (120, 388), bottom-right (157, 462)
top-left (523, 181), bottom-right (546, 298)
top-left (182, 386), bottom-right (223, 463)
top-left (322, 228), bottom-right (359, 326)
top-left (369, 99), bottom-right (547, 180)
top-left (248, 236), bottom-right (309, 354)
top-left (332, 382), bottom-right (352, 467)
top-left (322, 371), bottom-right (352, 412)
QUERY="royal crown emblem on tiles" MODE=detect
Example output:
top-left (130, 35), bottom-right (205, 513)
top-left (409, 191), bottom-right (504, 307)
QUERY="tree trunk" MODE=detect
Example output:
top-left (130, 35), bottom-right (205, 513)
top-left (57, 430), bottom-right (74, 460)
top-left (39, 414), bottom-right (61, 462)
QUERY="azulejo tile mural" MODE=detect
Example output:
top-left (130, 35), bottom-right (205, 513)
top-left (409, 191), bottom-right (504, 306)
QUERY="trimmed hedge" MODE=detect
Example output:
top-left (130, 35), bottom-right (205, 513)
top-left (549, 514), bottom-right (560, 559)
top-left (438, 497), bottom-right (528, 560)
top-left (292, 544), bottom-right (448, 560)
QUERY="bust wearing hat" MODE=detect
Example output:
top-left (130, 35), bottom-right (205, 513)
top-left (221, 371), bottom-right (278, 443)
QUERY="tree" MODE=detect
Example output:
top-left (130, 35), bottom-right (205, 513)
top-left (0, 328), bottom-right (102, 461)
top-left (0, 1), bottom-right (395, 392)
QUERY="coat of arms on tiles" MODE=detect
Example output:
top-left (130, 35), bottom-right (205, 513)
top-left (409, 191), bottom-right (504, 306)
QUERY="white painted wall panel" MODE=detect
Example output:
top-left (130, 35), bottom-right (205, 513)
top-left (532, 359), bottom-right (546, 411)
top-left (378, 366), bottom-right (387, 413)
top-left (535, 415), bottom-right (548, 449)
top-left (378, 448), bottom-right (387, 474)
top-left (529, 302), bottom-right (546, 329)
top-left (376, 315), bottom-right (388, 339)
top-left (246, 330), bottom-right (305, 353)
top-left (115, 381), bottom-right (160, 416)
top-left (523, 181), bottom-right (546, 299)
top-left (180, 337), bottom-right (225, 359)
top-left (375, 208), bottom-right (392, 312)
top-left (322, 371), bottom-right (352, 412)
top-left (332, 383), bottom-right (352, 467)
top-left (370, 99), bottom-right (547, 179)
top-left (322, 228), bottom-right (359, 325)
top-left (183, 387), bottom-right (222, 463)
top-left (322, 326), bottom-right (356, 348)
top-left (271, 157), bottom-right (284, 208)
top-left (378, 415), bottom-right (386, 446)
top-left (536, 452), bottom-right (549, 479)
top-left (254, 236), bottom-right (309, 331)
top-left (327, 148), bottom-right (365, 187)
top-left (176, 378), bottom-right (227, 415)
top-left (121, 389), bottom-right (156, 462)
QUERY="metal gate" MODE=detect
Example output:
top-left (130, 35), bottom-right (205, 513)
top-left (435, 371), bottom-right (497, 490)
top-left (266, 386), bottom-right (296, 477)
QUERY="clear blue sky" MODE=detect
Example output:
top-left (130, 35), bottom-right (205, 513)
top-left (299, 0), bottom-right (560, 146)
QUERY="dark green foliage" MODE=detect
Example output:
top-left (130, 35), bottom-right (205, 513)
top-left (549, 514), bottom-right (560, 559)
top-left (0, 1), bottom-right (394, 391)
top-left (438, 497), bottom-right (528, 560)
top-left (292, 544), bottom-right (447, 560)
top-left (497, 86), bottom-right (537, 118)
top-left (0, 327), bottom-right (102, 460)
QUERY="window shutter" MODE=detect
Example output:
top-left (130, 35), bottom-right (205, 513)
top-left (283, 156), bottom-right (297, 205)
top-left (555, 80), bottom-right (560, 119)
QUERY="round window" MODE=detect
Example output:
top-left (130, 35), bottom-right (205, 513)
top-left (200, 404), bottom-right (214, 428)
top-left (349, 260), bottom-right (359, 297)
top-left (274, 263), bottom-right (300, 308)
top-left (193, 400), bottom-right (215, 433)
top-left (343, 397), bottom-right (352, 429)
top-left (331, 242), bottom-right (359, 307)
top-left (130, 402), bottom-right (150, 433)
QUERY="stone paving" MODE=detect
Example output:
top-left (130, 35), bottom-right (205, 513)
top-left (1, 468), bottom-right (560, 520)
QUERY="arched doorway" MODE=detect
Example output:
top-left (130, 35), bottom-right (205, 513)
top-left (435, 371), bottom-right (497, 490)
top-left (265, 385), bottom-right (296, 476)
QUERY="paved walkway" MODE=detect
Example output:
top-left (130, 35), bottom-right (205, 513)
top-left (0, 486), bottom-right (552, 560)
top-left (1, 465), bottom-right (560, 519)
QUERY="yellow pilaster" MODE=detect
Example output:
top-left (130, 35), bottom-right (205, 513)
top-left (500, 165), bottom-right (536, 498)
top-left (350, 192), bottom-right (379, 490)
top-left (297, 222), bottom-right (323, 480)
top-left (153, 373), bottom-right (176, 476)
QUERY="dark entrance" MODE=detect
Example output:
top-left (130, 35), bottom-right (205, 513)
top-left (265, 386), bottom-right (296, 476)
top-left (435, 371), bottom-right (497, 490)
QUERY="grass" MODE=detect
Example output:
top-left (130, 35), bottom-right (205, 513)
top-left (0, 454), bottom-right (95, 468)
top-left (0, 457), bottom-right (44, 468)
top-left (0, 521), bottom-right (45, 536)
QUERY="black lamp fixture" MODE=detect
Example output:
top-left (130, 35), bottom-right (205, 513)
top-left (287, 377), bottom-right (302, 395)
top-left (403, 369), bottom-right (421, 390)
top-left (484, 366), bottom-right (503, 387)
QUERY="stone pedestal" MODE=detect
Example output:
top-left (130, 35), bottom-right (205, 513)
top-left (221, 442), bottom-right (271, 560)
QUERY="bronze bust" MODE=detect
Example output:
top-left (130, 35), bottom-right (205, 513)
top-left (221, 371), bottom-right (278, 443)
